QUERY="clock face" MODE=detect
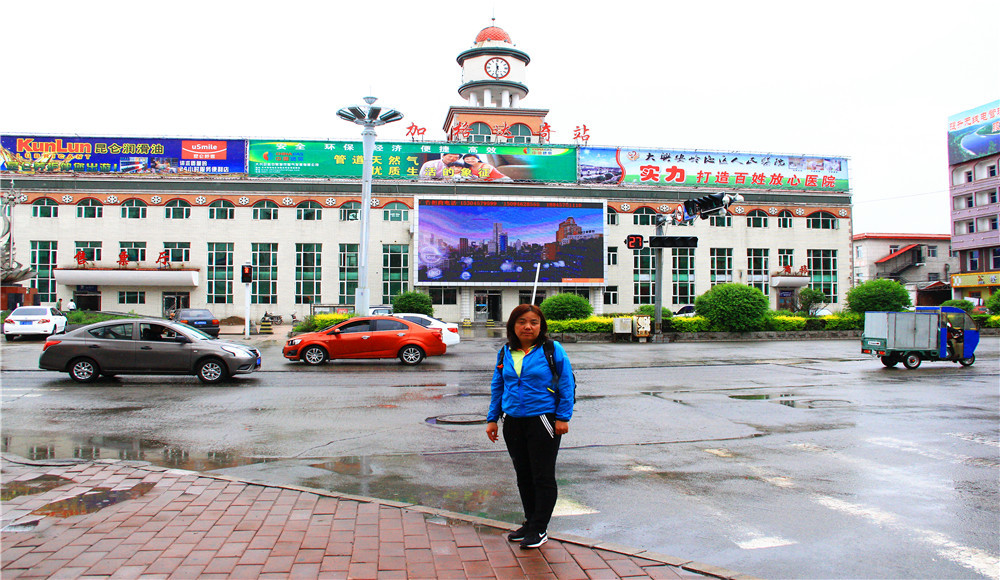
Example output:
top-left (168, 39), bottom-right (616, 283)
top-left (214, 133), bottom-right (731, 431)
top-left (484, 57), bottom-right (510, 79)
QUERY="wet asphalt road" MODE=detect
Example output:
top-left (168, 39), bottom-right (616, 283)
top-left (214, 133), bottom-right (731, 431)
top-left (2, 336), bottom-right (998, 579)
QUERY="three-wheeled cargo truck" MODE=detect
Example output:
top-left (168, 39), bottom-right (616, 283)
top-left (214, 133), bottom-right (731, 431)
top-left (861, 306), bottom-right (979, 369)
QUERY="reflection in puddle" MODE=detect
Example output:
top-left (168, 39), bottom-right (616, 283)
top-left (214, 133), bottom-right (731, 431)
top-left (31, 483), bottom-right (156, 517)
top-left (1, 474), bottom-right (72, 501)
top-left (729, 393), bottom-right (851, 409)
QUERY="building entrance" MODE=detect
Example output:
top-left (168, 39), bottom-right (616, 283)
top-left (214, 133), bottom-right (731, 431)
top-left (163, 292), bottom-right (190, 317)
top-left (74, 287), bottom-right (101, 312)
top-left (473, 290), bottom-right (502, 324)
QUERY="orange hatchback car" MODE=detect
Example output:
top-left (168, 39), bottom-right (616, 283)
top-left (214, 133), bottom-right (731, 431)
top-left (282, 316), bottom-right (447, 366)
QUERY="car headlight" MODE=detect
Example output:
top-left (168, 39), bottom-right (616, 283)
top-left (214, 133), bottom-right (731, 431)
top-left (220, 345), bottom-right (252, 357)
top-left (287, 338), bottom-right (301, 346)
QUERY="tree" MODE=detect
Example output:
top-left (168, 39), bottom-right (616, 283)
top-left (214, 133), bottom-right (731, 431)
top-left (694, 283), bottom-right (769, 332)
top-left (391, 292), bottom-right (433, 316)
top-left (539, 293), bottom-right (593, 321)
top-left (845, 279), bottom-right (911, 313)
top-left (985, 291), bottom-right (1000, 315)
top-left (797, 288), bottom-right (827, 315)
top-left (940, 299), bottom-right (974, 312)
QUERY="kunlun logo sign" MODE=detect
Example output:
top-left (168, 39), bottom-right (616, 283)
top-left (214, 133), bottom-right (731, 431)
top-left (181, 141), bottom-right (227, 160)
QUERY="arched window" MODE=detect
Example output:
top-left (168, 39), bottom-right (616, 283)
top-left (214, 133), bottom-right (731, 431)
top-left (340, 201), bottom-right (361, 221)
top-left (747, 209), bottom-right (768, 228)
top-left (383, 202), bottom-right (408, 222)
top-left (777, 210), bottom-right (794, 228)
top-left (508, 123), bottom-right (532, 144)
top-left (253, 200), bottom-right (279, 220)
top-left (606, 207), bottom-right (619, 226)
top-left (297, 201), bottom-right (322, 221)
top-left (76, 198), bottom-right (103, 219)
top-left (806, 211), bottom-right (838, 230)
top-left (32, 198), bottom-right (58, 218)
top-left (633, 207), bottom-right (657, 226)
top-left (209, 200), bottom-right (234, 220)
top-left (468, 122), bottom-right (492, 143)
top-left (165, 199), bottom-right (191, 219)
top-left (121, 199), bottom-right (147, 219)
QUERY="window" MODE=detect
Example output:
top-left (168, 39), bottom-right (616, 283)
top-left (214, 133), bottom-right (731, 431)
top-left (508, 123), bottom-right (532, 144)
top-left (120, 241), bottom-right (146, 262)
top-left (295, 201), bottom-right (322, 221)
top-left (989, 165), bottom-right (997, 178)
top-left (118, 291), bottom-right (145, 304)
top-left (888, 245), bottom-right (899, 254)
top-left (164, 199), bottom-right (191, 219)
top-left (606, 208), bottom-right (619, 225)
top-left (806, 211), bottom-right (838, 230)
top-left (89, 323), bottom-right (133, 340)
top-left (747, 210), bottom-right (768, 228)
top-left (965, 195), bottom-right (975, 208)
top-left (295, 243), bottom-right (322, 304)
top-left (710, 248), bottom-right (732, 286)
top-left (339, 244), bottom-right (359, 305)
top-left (76, 198), bottom-right (102, 218)
top-left (382, 244), bottom-right (409, 303)
top-left (607, 246), bottom-right (618, 266)
top-left (429, 288), bottom-right (458, 305)
top-left (990, 190), bottom-right (999, 204)
top-left (209, 200), bottom-right (234, 220)
top-left (30, 241), bottom-right (57, 302)
top-left (633, 247), bottom-right (656, 304)
top-left (164, 242), bottom-right (190, 262)
top-left (468, 122), bottom-right (493, 143)
top-left (747, 249), bottom-right (769, 295)
top-left (989, 216), bottom-right (999, 231)
top-left (252, 243), bottom-right (278, 304)
top-left (253, 200), bottom-right (279, 220)
top-left (778, 249), bottom-right (794, 268)
top-left (992, 248), bottom-right (1000, 269)
top-left (808, 249), bottom-right (838, 303)
top-left (383, 202), bottom-right (408, 222)
top-left (928, 273), bottom-right (940, 281)
top-left (207, 242), bottom-right (234, 304)
top-left (777, 210), bottom-right (793, 228)
top-left (633, 207), bottom-right (656, 226)
top-left (603, 286), bottom-right (618, 305)
top-left (926, 245), bottom-right (938, 258)
top-left (965, 170), bottom-right (973, 182)
top-left (340, 202), bottom-right (361, 221)
top-left (709, 214), bottom-right (731, 227)
top-left (121, 199), bottom-right (147, 219)
top-left (75, 241), bottom-right (102, 261)
top-left (968, 249), bottom-right (979, 270)
top-left (32, 198), bottom-right (58, 218)
top-left (672, 248), bottom-right (695, 305)
top-left (856, 246), bottom-right (863, 259)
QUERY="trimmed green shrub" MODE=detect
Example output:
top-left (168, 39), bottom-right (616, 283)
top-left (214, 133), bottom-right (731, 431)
top-left (299, 313), bottom-right (353, 332)
top-left (845, 279), bottom-right (911, 313)
top-left (540, 293), bottom-right (593, 321)
top-left (665, 316), bottom-right (712, 332)
top-left (797, 288), bottom-right (827, 315)
top-left (984, 315), bottom-right (1000, 328)
top-left (940, 299), bottom-right (974, 312)
top-left (804, 318), bottom-right (826, 331)
top-left (635, 305), bottom-right (672, 319)
top-left (694, 283), bottom-right (769, 332)
top-left (766, 315), bottom-right (807, 332)
top-left (391, 292), bottom-right (434, 316)
top-left (548, 316), bottom-right (614, 333)
top-left (823, 312), bottom-right (863, 330)
top-left (984, 292), bottom-right (1000, 315)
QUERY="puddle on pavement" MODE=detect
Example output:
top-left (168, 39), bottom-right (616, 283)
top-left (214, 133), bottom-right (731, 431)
top-left (1, 474), bottom-right (73, 501)
top-left (729, 393), bottom-right (852, 409)
top-left (30, 483), bottom-right (156, 517)
top-left (426, 414), bottom-right (487, 425)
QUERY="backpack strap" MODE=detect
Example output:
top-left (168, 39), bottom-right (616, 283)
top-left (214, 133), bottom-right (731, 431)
top-left (543, 341), bottom-right (560, 411)
top-left (495, 345), bottom-right (506, 371)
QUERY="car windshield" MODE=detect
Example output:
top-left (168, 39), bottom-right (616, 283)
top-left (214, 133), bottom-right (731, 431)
top-left (174, 324), bottom-right (215, 340)
top-left (13, 307), bottom-right (48, 316)
top-left (177, 309), bottom-right (213, 318)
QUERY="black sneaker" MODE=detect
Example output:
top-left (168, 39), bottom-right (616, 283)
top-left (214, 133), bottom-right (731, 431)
top-left (507, 523), bottom-right (528, 542)
top-left (520, 530), bottom-right (547, 549)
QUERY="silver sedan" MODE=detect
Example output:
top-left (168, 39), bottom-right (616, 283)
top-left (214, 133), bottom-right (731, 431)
top-left (38, 318), bottom-right (261, 384)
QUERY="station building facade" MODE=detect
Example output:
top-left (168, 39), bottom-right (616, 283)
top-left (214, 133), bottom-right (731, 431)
top-left (1, 25), bottom-right (853, 324)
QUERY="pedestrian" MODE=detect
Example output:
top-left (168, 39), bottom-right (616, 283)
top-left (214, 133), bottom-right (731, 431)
top-left (67, 299), bottom-right (77, 311)
top-left (486, 303), bottom-right (575, 549)
top-left (56, 298), bottom-right (63, 310)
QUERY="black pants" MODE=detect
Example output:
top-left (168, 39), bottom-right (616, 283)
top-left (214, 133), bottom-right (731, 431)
top-left (502, 414), bottom-right (562, 534)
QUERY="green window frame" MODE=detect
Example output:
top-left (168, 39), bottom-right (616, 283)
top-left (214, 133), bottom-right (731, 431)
top-left (381, 244), bottom-right (409, 303)
top-left (251, 243), bottom-right (278, 304)
top-left (339, 243), bottom-right (359, 305)
top-left (32, 198), bottom-right (58, 218)
top-left (30, 241), bottom-right (57, 302)
top-left (207, 242), bottom-right (234, 304)
top-left (633, 247), bottom-right (656, 305)
top-left (295, 243), bottom-right (322, 304)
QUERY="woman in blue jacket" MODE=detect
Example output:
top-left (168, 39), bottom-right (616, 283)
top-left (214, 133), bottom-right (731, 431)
top-left (486, 303), bottom-right (575, 549)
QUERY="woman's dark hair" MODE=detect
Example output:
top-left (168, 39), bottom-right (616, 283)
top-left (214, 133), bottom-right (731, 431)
top-left (506, 303), bottom-right (548, 349)
top-left (463, 154), bottom-right (481, 163)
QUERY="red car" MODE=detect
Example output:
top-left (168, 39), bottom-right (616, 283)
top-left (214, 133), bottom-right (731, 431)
top-left (282, 316), bottom-right (446, 366)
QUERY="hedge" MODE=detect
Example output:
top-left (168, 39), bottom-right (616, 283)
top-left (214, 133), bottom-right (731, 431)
top-left (548, 316), bottom-right (614, 333)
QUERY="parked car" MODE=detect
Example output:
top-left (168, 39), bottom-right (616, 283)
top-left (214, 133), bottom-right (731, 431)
top-left (173, 308), bottom-right (221, 337)
top-left (283, 315), bottom-right (446, 366)
top-left (3, 306), bottom-right (68, 340)
top-left (393, 313), bottom-right (461, 346)
top-left (369, 305), bottom-right (394, 316)
top-left (971, 305), bottom-right (990, 315)
top-left (39, 318), bottom-right (261, 384)
top-left (673, 305), bottom-right (696, 317)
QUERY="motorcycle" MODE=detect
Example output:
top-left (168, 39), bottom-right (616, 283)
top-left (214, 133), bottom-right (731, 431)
top-left (260, 311), bottom-right (283, 326)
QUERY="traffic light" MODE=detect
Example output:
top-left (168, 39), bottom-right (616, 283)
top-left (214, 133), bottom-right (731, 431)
top-left (241, 264), bottom-right (253, 283)
top-left (625, 234), bottom-right (644, 250)
top-left (649, 236), bottom-right (698, 248)
top-left (681, 193), bottom-right (744, 220)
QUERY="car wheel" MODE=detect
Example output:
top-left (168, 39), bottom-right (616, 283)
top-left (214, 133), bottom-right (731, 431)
top-left (301, 345), bottom-right (328, 365)
top-left (197, 358), bottom-right (229, 384)
top-left (69, 357), bottom-right (101, 383)
top-left (902, 352), bottom-right (922, 369)
top-left (959, 355), bottom-right (975, 367)
top-left (399, 345), bottom-right (425, 365)
top-left (880, 356), bottom-right (898, 368)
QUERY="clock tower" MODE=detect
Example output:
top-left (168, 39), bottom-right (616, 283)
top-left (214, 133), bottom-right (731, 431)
top-left (444, 22), bottom-right (550, 144)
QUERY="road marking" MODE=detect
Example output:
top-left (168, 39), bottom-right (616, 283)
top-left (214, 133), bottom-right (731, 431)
top-left (946, 432), bottom-right (1000, 449)
top-left (868, 437), bottom-right (1000, 468)
top-left (552, 497), bottom-right (599, 516)
top-left (736, 535), bottom-right (796, 550)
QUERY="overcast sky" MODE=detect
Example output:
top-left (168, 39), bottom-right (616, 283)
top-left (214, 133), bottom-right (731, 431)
top-left (4, 0), bottom-right (998, 235)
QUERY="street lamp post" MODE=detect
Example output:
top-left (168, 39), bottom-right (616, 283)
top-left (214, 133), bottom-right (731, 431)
top-left (337, 96), bottom-right (403, 316)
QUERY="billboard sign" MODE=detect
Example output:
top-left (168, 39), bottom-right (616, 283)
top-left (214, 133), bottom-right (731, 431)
top-left (415, 197), bottom-right (605, 286)
top-left (248, 140), bottom-right (577, 182)
top-left (579, 147), bottom-right (849, 191)
top-left (0, 135), bottom-right (246, 175)
top-left (947, 100), bottom-right (1000, 165)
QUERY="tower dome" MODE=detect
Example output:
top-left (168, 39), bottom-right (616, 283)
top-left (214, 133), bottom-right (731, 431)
top-left (475, 26), bottom-right (511, 44)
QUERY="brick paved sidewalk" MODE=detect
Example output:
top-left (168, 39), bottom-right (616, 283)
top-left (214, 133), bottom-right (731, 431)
top-left (1, 457), bottom-right (754, 579)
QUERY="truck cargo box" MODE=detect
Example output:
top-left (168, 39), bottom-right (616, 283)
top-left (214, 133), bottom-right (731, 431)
top-left (863, 311), bottom-right (938, 350)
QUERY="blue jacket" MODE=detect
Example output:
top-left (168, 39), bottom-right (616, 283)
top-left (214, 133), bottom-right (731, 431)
top-left (487, 340), bottom-right (575, 422)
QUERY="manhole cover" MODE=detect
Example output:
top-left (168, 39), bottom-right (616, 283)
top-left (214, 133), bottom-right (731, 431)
top-left (426, 414), bottom-right (486, 425)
